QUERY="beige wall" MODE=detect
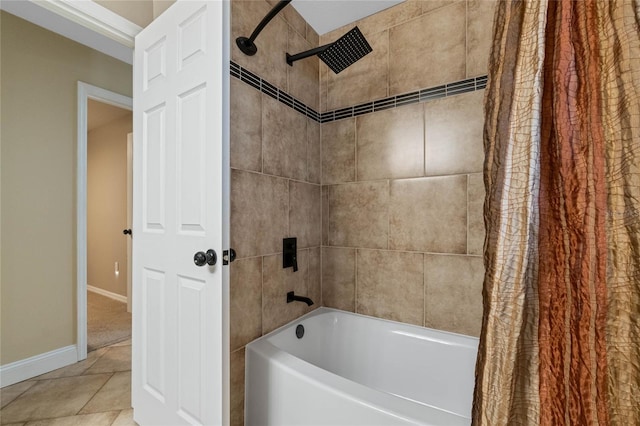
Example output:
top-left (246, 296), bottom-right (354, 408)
top-left (319, 0), bottom-right (495, 336)
top-left (87, 114), bottom-right (132, 297)
top-left (95, 0), bottom-right (154, 27)
top-left (94, 0), bottom-right (174, 27)
top-left (0, 11), bottom-right (132, 364)
top-left (229, 1), bottom-right (320, 424)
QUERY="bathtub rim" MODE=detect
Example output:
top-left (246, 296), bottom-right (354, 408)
top-left (258, 307), bottom-right (480, 347)
top-left (245, 307), bottom-right (479, 424)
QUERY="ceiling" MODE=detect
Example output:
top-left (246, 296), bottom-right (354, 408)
top-left (291, 0), bottom-right (405, 35)
top-left (88, 99), bottom-right (132, 132)
top-left (0, 0), bottom-right (407, 66)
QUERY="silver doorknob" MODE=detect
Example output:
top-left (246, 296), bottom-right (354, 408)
top-left (194, 249), bottom-right (217, 266)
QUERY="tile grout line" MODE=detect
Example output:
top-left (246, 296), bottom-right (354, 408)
top-left (354, 248), bottom-right (358, 314)
top-left (230, 167), bottom-right (322, 187)
top-left (261, 255), bottom-right (265, 337)
top-left (422, 252), bottom-right (426, 328)
top-left (75, 372), bottom-right (116, 416)
top-left (466, 174), bottom-right (470, 255)
top-left (321, 244), bottom-right (482, 257)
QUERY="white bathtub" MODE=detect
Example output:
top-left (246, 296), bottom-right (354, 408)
top-left (245, 308), bottom-right (479, 425)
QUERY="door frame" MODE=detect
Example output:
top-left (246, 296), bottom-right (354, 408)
top-left (77, 82), bottom-right (133, 361)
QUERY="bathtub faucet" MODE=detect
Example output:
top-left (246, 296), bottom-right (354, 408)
top-left (286, 291), bottom-right (314, 306)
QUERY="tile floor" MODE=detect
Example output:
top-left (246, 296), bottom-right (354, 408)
top-left (0, 339), bottom-right (136, 426)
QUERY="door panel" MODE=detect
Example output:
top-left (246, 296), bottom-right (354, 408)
top-left (142, 104), bottom-right (166, 233)
top-left (133, 2), bottom-right (225, 424)
top-left (177, 85), bottom-right (207, 235)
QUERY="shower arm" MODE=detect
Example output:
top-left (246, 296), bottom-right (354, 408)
top-left (236, 0), bottom-right (292, 56)
top-left (286, 43), bottom-right (331, 66)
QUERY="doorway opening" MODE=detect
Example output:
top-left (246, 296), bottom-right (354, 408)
top-left (77, 82), bottom-right (133, 361)
top-left (87, 99), bottom-right (132, 351)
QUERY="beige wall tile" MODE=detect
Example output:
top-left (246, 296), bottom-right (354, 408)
top-left (320, 23), bottom-right (351, 45)
top-left (389, 3), bottom-right (466, 94)
top-left (356, 103), bottom-right (425, 181)
top-left (289, 181), bottom-right (321, 248)
top-left (467, 0), bottom-right (497, 78)
top-left (424, 254), bottom-right (484, 336)
top-left (230, 348), bottom-right (245, 426)
top-left (230, 78), bottom-right (262, 172)
top-left (306, 23), bottom-right (319, 46)
top-left (467, 173), bottom-right (485, 255)
top-left (320, 63), bottom-right (328, 112)
top-left (307, 247), bottom-right (322, 309)
top-left (420, 0), bottom-right (462, 14)
top-left (262, 251), bottom-right (309, 333)
top-left (356, 249), bottom-right (424, 325)
top-left (321, 118), bottom-right (356, 184)
top-left (354, 1), bottom-right (423, 36)
top-left (231, 169), bottom-right (288, 258)
top-left (424, 90), bottom-right (484, 176)
top-left (231, 0), bottom-right (288, 89)
top-left (389, 176), bottom-right (467, 253)
top-left (327, 30), bottom-right (388, 110)
top-left (262, 96), bottom-right (308, 180)
top-left (307, 118), bottom-right (321, 184)
top-left (322, 186), bottom-right (329, 245)
top-left (230, 257), bottom-right (262, 351)
top-left (267, 0), bottom-right (307, 37)
top-left (328, 181), bottom-right (389, 249)
top-left (321, 247), bottom-right (356, 312)
top-left (287, 27), bottom-right (320, 110)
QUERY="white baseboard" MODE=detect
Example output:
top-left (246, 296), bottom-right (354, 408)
top-left (0, 345), bottom-right (78, 387)
top-left (88, 284), bottom-right (127, 304)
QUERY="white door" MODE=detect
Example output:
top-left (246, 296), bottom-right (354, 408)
top-left (132, 1), bottom-right (226, 425)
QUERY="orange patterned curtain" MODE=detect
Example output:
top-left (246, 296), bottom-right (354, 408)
top-left (473, 0), bottom-right (640, 424)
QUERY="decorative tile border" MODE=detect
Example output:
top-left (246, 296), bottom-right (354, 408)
top-left (231, 61), bottom-right (487, 124)
top-left (231, 61), bottom-right (320, 122)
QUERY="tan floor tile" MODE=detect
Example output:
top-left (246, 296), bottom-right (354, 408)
top-left (111, 339), bottom-right (131, 347)
top-left (22, 411), bottom-right (119, 426)
top-left (111, 408), bottom-right (137, 426)
top-left (1, 381), bottom-right (37, 409)
top-left (34, 348), bottom-right (109, 381)
top-left (83, 346), bottom-right (131, 374)
top-left (79, 372), bottom-right (131, 414)
top-left (3, 423), bottom-right (25, 426)
top-left (0, 375), bottom-right (110, 424)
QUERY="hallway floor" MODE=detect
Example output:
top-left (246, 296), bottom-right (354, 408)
top-left (0, 339), bottom-right (136, 425)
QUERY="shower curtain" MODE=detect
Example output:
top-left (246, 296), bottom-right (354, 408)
top-left (472, 0), bottom-right (640, 424)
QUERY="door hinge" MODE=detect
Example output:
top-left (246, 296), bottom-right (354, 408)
top-left (222, 248), bottom-right (236, 265)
